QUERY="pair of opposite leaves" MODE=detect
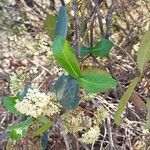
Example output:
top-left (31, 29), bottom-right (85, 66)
top-left (49, 6), bottom-right (117, 109)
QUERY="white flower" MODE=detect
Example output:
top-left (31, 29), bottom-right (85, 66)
top-left (79, 126), bottom-right (100, 144)
top-left (94, 107), bottom-right (108, 125)
top-left (15, 88), bottom-right (60, 118)
top-left (62, 112), bottom-right (85, 133)
top-left (10, 71), bottom-right (26, 94)
top-left (80, 90), bottom-right (96, 101)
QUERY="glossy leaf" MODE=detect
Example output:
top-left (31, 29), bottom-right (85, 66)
top-left (80, 46), bottom-right (91, 57)
top-left (3, 96), bottom-right (22, 115)
top-left (78, 69), bottom-right (117, 93)
top-left (114, 77), bottom-right (139, 125)
top-left (145, 100), bottom-right (150, 129)
top-left (40, 132), bottom-right (48, 150)
top-left (91, 38), bottom-right (113, 57)
top-left (44, 14), bottom-right (56, 39)
top-left (7, 117), bottom-right (33, 141)
top-left (32, 116), bottom-right (52, 137)
top-left (54, 74), bottom-right (80, 109)
top-left (55, 6), bottom-right (68, 38)
top-left (137, 30), bottom-right (150, 72)
top-left (53, 36), bottom-right (81, 78)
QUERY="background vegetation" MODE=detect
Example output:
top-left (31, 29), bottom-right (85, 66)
top-left (0, 0), bottom-right (150, 149)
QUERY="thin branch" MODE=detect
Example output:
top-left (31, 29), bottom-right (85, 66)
top-left (106, 117), bottom-right (114, 150)
top-left (93, 0), bottom-right (105, 37)
top-left (99, 122), bottom-right (107, 150)
top-left (60, 0), bottom-right (65, 6)
top-left (81, 10), bottom-right (96, 40)
top-left (89, 2), bottom-right (94, 48)
top-left (90, 25), bottom-right (94, 48)
top-left (27, 58), bottom-right (52, 74)
top-left (49, 0), bottom-right (55, 10)
top-left (113, 44), bottom-right (139, 70)
top-left (105, 0), bottom-right (116, 38)
top-left (114, 43), bottom-right (150, 87)
top-left (59, 121), bottom-right (71, 150)
top-left (76, 137), bottom-right (80, 150)
top-left (91, 142), bottom-right (95, 150)
top-left (74, 134), bottom-right (90, 150)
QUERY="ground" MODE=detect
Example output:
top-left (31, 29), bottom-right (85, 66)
top-left (0, 0), bottom-right (150, 149)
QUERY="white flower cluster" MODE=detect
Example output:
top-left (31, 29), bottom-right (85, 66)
top-left (62, 112), bottom-right (85, 133)
top-left (10, 70), bottom-right (26, 94)
top-left (15, 88), bottom-right (60, 118)
top-left (80, 90), bottom-right (96, 101)
top-left (94, 106), bottom-right (108, 125)
top-left (79, 126), bottom-right (100, 144)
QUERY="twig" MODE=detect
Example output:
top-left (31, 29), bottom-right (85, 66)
top-left (91, 142), bottom-right (95, 150)
top-left (0, 131), bottom-right (8, 141)
top-left (60, 0), bottom-right (65, 6)
top-left (73, 134), bottom-right (90, 150)
top-left (106, 117), bottom-right (114, 150)
top-left (59, 121), bottom-right (71, 150)
top-left (105, 0), bottom-right (116, 38)
top-left (99, 122), bottom-right (107, 150)
top-left (114, 44), bottom-right (150, 87)
top-left (27, 58), bottom-right (52, 74)
top-left (93, 0), bottom-right (105, 37)
top-left (33, 1), bottom-right (48, 15)
top-left (90, 24), bottom-right (94, 48)
top-left (81, 10), bottom-right (96, 40)
top-left (89, 5), bottom-right (94, 48)
top-left (72, 0), bottom-right (80, 58)
top-left (49, 0), bottom-right (55, 11)
top-left (113, 44), bottom-right (139, 70)
top-left (76, 138), bottom-right (80, 150)
top-left (32, 70), bottom-right (45, 82)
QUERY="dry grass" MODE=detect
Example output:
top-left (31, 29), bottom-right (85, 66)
top-left (0, 0), bottom-right (150, 149)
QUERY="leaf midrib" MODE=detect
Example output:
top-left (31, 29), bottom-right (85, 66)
top-left (62, 47), bottom-right (80, 78)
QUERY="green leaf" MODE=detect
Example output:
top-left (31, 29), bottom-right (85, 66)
top-left (137, 30), bottom-right (150, 72)
top-left (78, 69), bottom-right (117, 93)
top-left (145, 100), bottom-right (150, 129)
top-left (54, 74), bottom-right (80, 109)
top-left (91, 38), bottom-right (113, 57)
top-left (80, 47), bottom-right (91, 57)
top-left (53, 36), bottom-right (81, 78)
top-left (7, 117), bottom-right (33, 141)
top-left (32, 116), bottom-right (52, 137)
top-left (3, 96), bottom-right (22, 115)
top-left (44, 14), bottom-right (56, 40)
top-left (55, 6), bottom-right (68, 38)
top-left (40, 132), bottom-right (48, 150)
top-left (114, 77), bottom-right (139, 125)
